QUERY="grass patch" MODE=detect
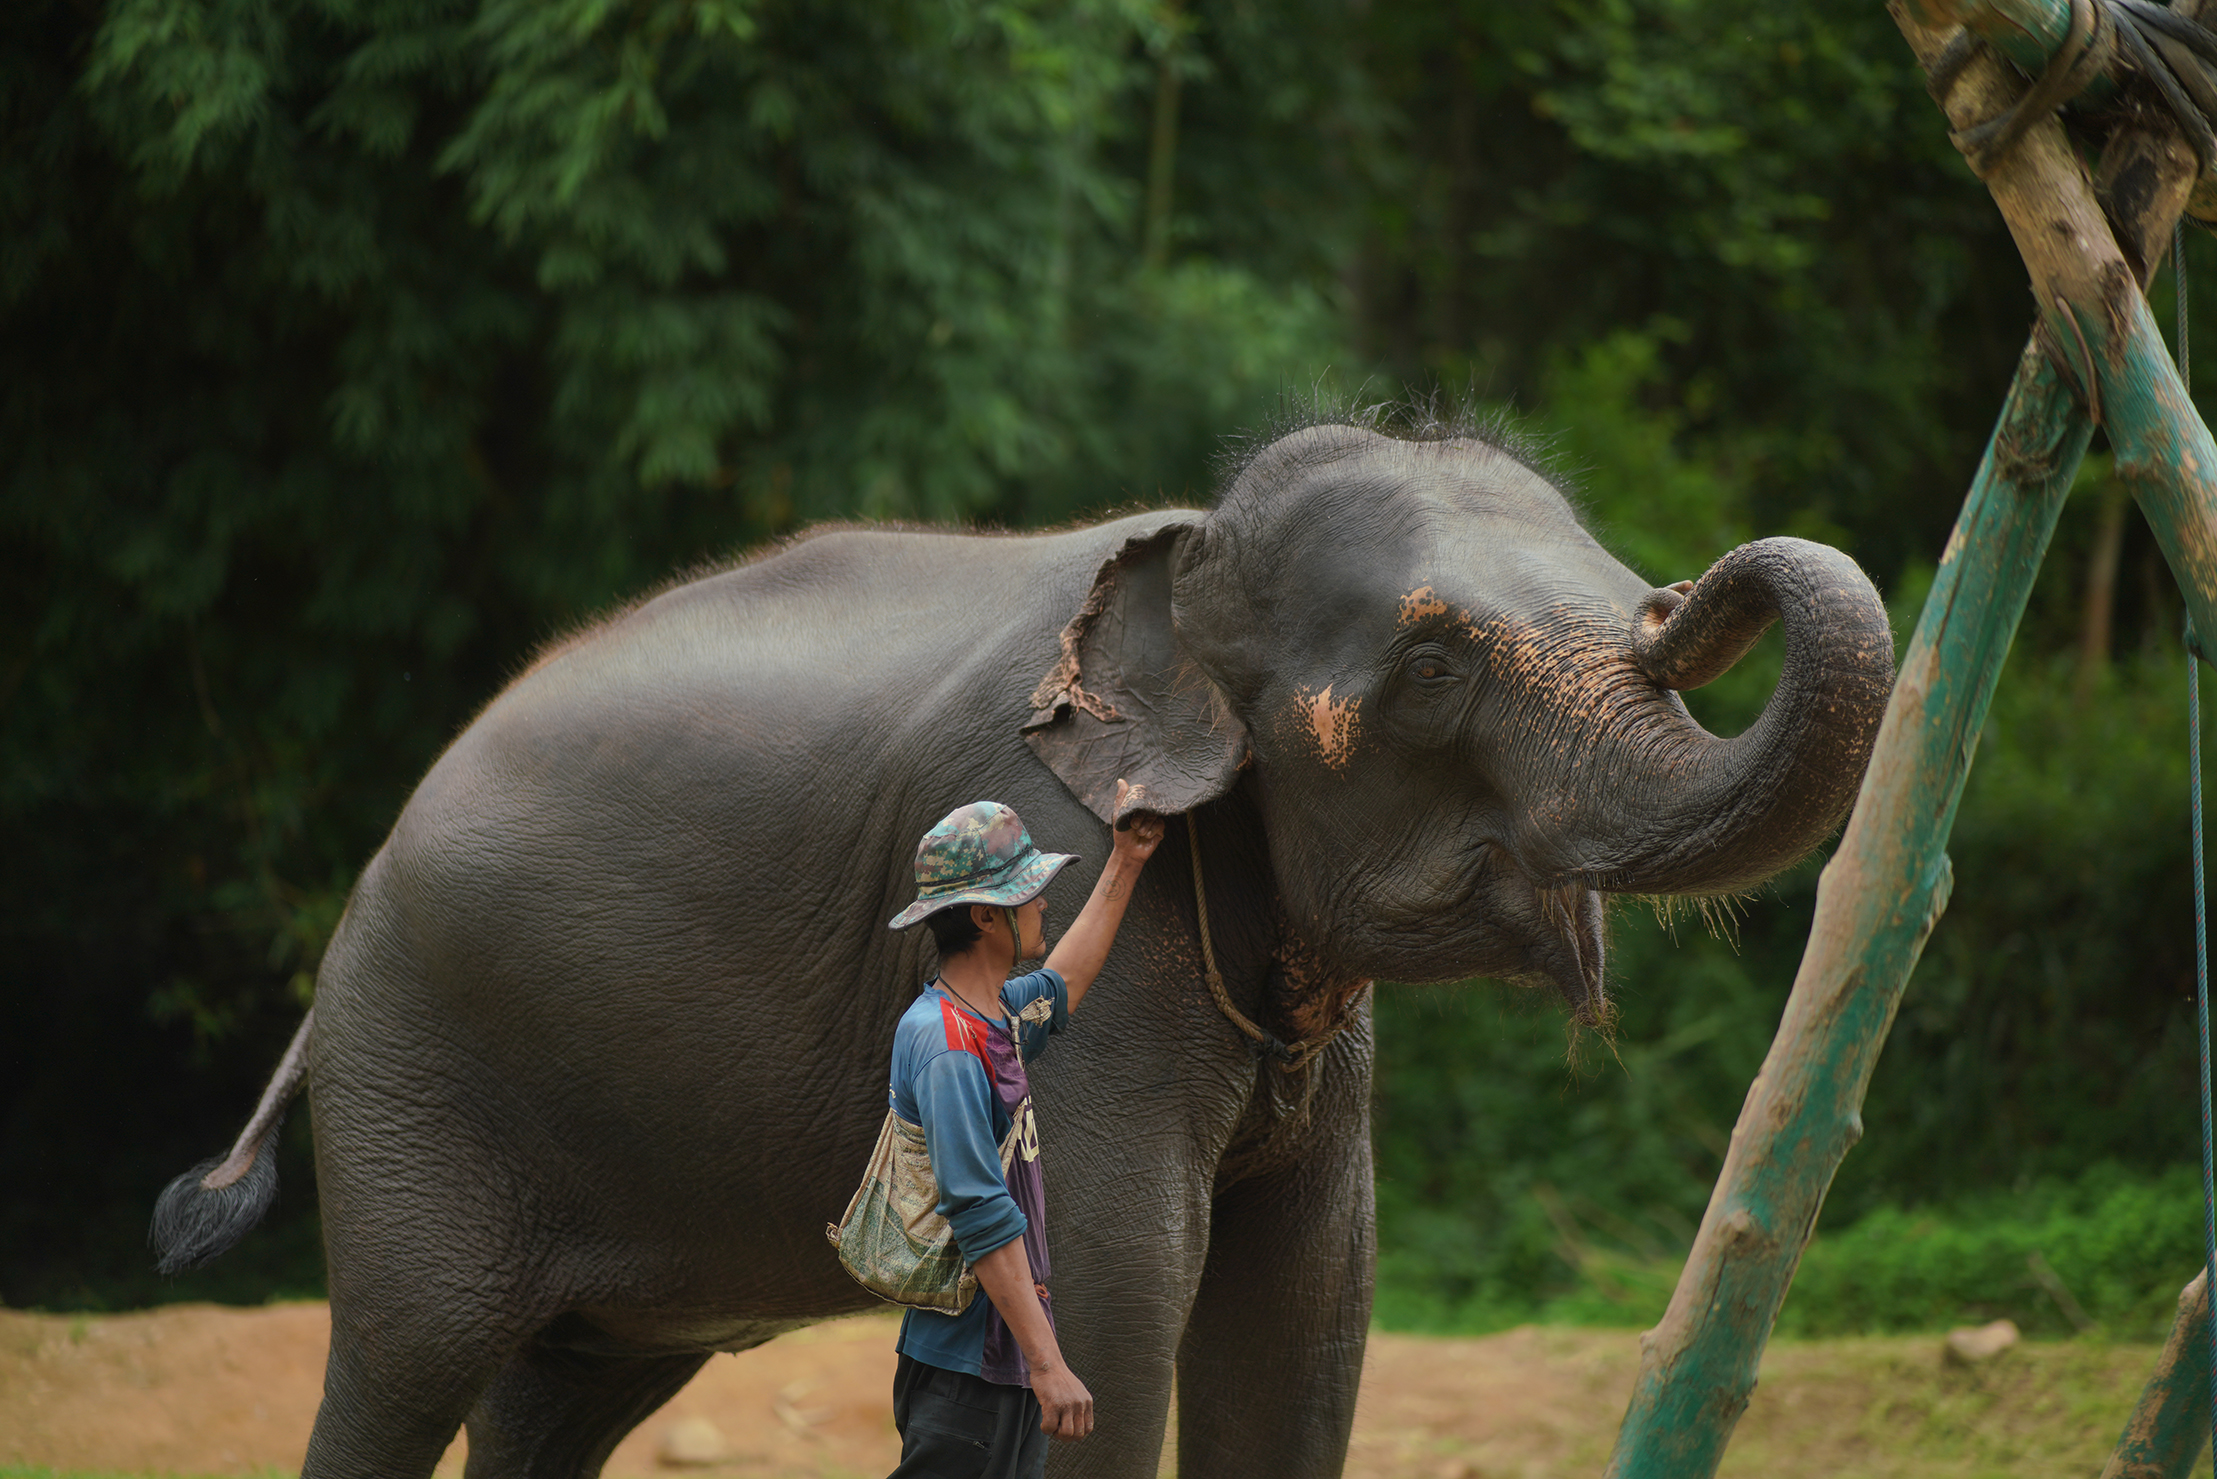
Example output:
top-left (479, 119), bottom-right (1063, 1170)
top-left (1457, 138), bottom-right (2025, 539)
top-left (1718, 1334), bottom-right (2201, 1479)
top-left (1377, 1161), bottom-right (2211, 1340)
top-left (1348, 1326), bottom-right (2195, 1479)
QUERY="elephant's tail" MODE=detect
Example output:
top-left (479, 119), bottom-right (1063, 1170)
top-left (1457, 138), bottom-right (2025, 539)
top-left (150, 1009), bottom-right (314, 1275)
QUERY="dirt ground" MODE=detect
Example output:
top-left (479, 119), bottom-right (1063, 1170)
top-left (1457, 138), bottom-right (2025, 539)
top-left (0, 1302), bottom-right (2185, 1478)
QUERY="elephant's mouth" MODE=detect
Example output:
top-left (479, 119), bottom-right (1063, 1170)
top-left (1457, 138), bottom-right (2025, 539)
top-left (1531, 883), bottom-right (1608, 1027)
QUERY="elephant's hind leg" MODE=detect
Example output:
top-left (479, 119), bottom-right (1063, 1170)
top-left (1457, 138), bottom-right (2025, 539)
top-left (302, 1307), bottom-right (511, 1479)
top-left (462, 1342), bottom-right (711, 1479)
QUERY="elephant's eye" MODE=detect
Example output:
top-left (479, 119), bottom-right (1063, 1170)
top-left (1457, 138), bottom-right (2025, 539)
top-left (1406, 651), bottom-right (1457, 688)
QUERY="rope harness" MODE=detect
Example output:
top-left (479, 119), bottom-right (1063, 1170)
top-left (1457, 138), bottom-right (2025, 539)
top-left (1940, 0), bottom-right (2217, 178)
top-left (1184, 813), bottom-right (1350, 1074)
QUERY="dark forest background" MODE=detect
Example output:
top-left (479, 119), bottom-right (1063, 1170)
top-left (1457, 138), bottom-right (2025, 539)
top-left (5, 0), bottom-right (2211, 1330)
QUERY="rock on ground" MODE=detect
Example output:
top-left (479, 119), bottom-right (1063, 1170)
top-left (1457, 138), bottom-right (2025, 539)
top-left (1944, 1319), bottom-right (2022, 1366)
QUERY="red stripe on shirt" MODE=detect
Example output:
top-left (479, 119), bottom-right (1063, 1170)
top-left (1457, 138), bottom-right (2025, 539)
top-left (939, 996), bottom-right (992, 1070)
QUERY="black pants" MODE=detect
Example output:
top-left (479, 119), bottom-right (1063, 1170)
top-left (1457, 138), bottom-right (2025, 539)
top-left (888, 1353), bottom-right (1048, 1479)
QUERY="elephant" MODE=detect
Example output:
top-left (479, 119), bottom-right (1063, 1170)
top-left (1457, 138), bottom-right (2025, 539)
top-left (152, 414), bottom-right (1894, 1479)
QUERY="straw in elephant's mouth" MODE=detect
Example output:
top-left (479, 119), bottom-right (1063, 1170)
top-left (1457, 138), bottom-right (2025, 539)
top-left (1535, 881), bottom-right (1609, 1030)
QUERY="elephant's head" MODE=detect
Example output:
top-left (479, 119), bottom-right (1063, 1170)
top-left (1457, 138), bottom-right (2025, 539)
top-left (1023, 421), bottom-right (1894, 1023)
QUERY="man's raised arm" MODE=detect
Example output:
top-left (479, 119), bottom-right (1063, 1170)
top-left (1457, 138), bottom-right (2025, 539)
top-left (1042, 778), bottom-right (1164, 1011)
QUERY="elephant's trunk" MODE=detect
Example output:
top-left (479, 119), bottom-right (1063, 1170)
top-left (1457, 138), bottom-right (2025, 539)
top-left (1523, 536), bottom-right (1895, 896)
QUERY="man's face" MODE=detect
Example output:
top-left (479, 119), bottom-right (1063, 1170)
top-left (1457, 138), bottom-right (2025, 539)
top-left (969, 899), bottom-right (1046, 961)
top-left (1016, 897), bottom-right (1045, 959)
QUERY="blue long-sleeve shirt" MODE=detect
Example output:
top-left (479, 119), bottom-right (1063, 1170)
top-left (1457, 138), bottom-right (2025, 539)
top-left (888, 968), bottom-right (1066, 1383)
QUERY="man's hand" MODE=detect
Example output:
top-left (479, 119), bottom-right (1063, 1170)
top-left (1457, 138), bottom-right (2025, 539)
top-left (972, 1239), bottom-right (1094, 1441)
top-left (1110, 778), bottom-right (1165, 864)
top-left (1031, 1359), bottom-right (1095, 1441)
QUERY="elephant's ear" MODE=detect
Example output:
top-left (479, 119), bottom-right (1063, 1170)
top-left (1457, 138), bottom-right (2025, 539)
top-left (1023, 524), bottom-right (1249, 825)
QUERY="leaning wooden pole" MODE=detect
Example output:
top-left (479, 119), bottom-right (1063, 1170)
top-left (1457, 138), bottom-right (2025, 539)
top-left (1608, 4), bottom-right (2217, 1474)
top-left (1602, 330), bottom-right (2093, 1479)
top-left (2099, 1271), bottom-right (2214, 1479)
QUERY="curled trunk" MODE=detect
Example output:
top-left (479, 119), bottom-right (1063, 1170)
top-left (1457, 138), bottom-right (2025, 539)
top-left (1534, 536), bottom-right (1895, 896)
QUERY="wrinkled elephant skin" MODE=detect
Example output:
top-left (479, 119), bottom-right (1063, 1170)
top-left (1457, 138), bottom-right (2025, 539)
top-left (159, 425), bottom-right (1893, 1479)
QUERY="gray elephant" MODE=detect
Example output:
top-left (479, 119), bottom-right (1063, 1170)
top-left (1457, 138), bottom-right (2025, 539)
top-left (153, 416), bottom-right (1894, 1479)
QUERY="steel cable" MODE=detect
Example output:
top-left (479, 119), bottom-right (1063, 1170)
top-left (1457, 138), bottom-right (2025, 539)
top-left (2177, 222), bottom-right (2217, 1464)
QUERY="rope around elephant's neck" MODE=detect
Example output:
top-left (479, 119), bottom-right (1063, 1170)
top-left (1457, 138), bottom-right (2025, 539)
top-left (1185, 813), bottom-right (1344, 1073)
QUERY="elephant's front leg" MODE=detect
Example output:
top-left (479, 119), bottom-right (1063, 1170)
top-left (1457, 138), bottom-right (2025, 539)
top-left (1037, 1119), bottom-right (1221, 1477)
top-left (1174, 1048), bottom-right (1376, 1479)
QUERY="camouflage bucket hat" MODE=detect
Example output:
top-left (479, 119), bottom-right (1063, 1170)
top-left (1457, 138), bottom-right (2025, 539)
top-left (889, 801), bottom-right (1079, 930)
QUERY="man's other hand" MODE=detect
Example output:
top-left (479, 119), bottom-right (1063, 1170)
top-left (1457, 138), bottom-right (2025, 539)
top-left (1032, 1360), bottom-right (1095, 1441)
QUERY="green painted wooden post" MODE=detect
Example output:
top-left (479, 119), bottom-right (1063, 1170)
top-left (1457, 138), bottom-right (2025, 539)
top-left (2100, 1272), bottom-right (2213, 1479)
top-left (1601, 4), bottom-right (2217, 1471)
top-left (2104, 286), bottom-right (2217, 645)
top-left (1601, 334), bottom-right (2093, 1479)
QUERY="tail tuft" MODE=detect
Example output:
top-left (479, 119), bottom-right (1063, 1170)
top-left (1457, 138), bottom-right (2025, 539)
top-left (149, 1009), bottom-right (312, 1275)
top-left (149, 1116), bottom-right (282, 1276)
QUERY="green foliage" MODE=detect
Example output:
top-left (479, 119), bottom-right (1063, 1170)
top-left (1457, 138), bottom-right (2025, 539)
top-left (1530, 324), bottom-right (1754, 580)
top-left (1353, 0), bottom-right (2021, 587)
top-left (1783, 1163), bottom-right (2208, 1341)
top-left (1379, 1157), bottom-right (2210, 1342)
top-left (1862, 647), bottom-right (2204, 1204)
top-left (6, 0), bottom-right (1350, 986)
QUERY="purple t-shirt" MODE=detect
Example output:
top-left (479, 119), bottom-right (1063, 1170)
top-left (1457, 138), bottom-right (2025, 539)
top-left (888, 969), bottom-right (1067, 1384)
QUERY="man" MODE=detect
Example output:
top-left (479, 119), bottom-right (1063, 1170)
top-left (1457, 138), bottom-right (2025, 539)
top-left (883, 781), bottom-right (1164, 1478)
